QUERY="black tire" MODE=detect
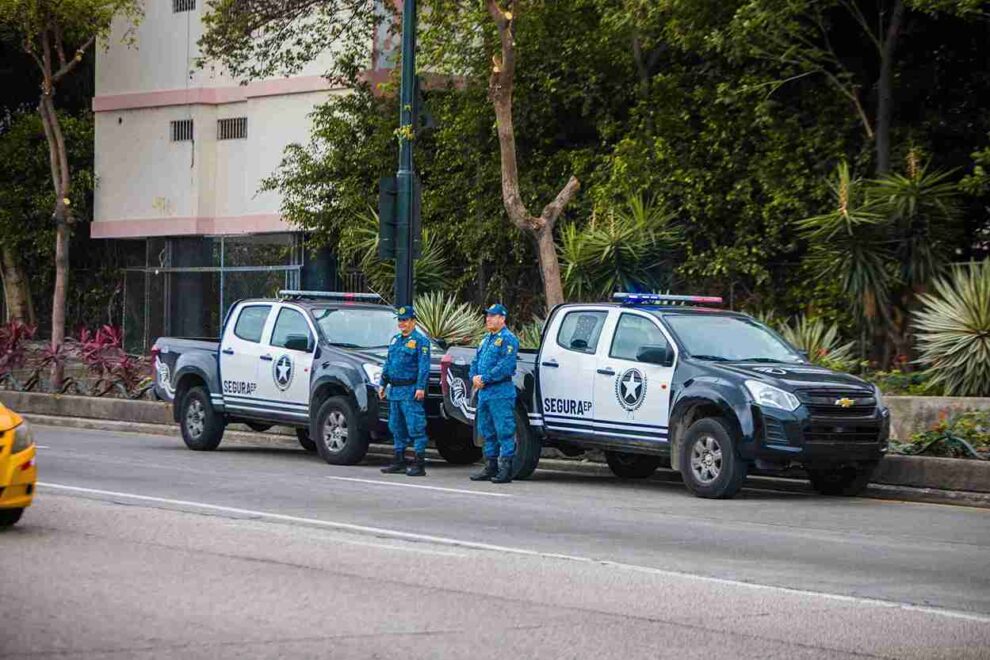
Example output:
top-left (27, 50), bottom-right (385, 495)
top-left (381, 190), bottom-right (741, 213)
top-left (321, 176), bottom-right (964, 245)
top-left (246, 422), bottom-right (273, 432)
top-left (807, 462), bottom-right (878, 496)
top-left (679, 417), bottom-right (747, 499)
top-left (0, 508), bottom-right (24, 529)
top-left (313, 396), bottom-right (369, 465)
top-left (179, 386), bottom-right (225, 451)
top-left (296, 427), bottom-right (317, 452)
top-left (605, 451), bottom-right (661, 479)
top-left (436, 423), bottom-right (483, 464)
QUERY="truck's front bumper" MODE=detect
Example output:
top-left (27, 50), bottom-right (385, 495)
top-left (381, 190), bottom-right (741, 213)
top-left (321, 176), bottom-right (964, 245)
top-left (750, 405), bottom-right (890, 467)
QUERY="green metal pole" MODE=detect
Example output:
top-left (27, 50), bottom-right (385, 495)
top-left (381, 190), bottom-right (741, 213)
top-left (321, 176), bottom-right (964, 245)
top-left (395, 0), bottom-right (417, 307)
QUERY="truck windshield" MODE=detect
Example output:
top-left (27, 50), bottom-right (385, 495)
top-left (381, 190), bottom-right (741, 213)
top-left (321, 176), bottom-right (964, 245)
top-left (311, 308), bottom-right (397, 349)
top-left (661, 313), bottom-right (804, 364)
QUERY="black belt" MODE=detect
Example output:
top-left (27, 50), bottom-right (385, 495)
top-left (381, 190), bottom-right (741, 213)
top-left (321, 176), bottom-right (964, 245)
top-left (388, 378), bottom-right (418, 386)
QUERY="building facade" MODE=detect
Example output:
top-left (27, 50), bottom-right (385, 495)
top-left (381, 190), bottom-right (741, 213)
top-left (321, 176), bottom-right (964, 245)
top-left (93, 0), bottom-right (393, 350)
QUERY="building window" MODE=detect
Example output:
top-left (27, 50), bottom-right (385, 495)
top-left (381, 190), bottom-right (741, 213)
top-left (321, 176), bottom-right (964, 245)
top-left (173, 0), bottom-right (195, 12)
top-left (170, 119), bottom-right (193, 142)
top-left (217, 117), bottom-right (247, 140)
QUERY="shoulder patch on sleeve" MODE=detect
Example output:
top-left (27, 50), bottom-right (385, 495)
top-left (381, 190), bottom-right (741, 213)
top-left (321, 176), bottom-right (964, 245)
top-left (507, 345), bottom-right (514, 354)
top-left (422, 346), bottom-right (428, 354)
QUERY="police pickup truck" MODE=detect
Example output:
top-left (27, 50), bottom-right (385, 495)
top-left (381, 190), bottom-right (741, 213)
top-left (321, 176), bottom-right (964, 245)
top-left (152, 291), bottom-right (478, 466)
top-left (440, 293), bottom-right (890, 498)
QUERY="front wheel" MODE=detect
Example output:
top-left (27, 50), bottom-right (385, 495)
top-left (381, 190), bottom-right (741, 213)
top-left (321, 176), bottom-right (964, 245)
top-left (605, 451), bottom-right (661, 479)
top-left (179, 386), bottom-right (225, 451)
top-left (314, 396), bottom-right (369, 465)
top-left (807, 462), bottom-right (878, 496)
top-left (679, 417), bottom-right (747, 499)
top-left (0, 508), bottom-right (24, 529)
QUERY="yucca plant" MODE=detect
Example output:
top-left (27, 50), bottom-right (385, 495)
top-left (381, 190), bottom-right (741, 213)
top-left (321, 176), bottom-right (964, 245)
top-left (414, 291), bottom-right (484, 347)
top-left (912, 262), bottom-right (990, 396)
top-left (515, 317), bottom-right (546, 350)
top-left (776, 315), bottom-right (857, 371)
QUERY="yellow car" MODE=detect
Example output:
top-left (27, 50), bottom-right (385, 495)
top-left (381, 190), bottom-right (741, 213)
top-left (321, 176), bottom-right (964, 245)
top-left (0, 404), bottom-right (36, 528)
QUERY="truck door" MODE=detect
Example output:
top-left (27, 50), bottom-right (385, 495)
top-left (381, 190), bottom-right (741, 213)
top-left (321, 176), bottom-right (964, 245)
top-left (219, 304), bottom-right (273, 412)
top-left (257, 304), bottom-right (316, 424)
top-left (537, 308), bottom-right (609, 438)
top-left (593, 311), bottom-right (676, 444)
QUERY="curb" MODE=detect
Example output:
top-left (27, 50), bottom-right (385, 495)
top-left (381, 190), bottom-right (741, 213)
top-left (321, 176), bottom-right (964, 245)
top-left (25, 413), bottom-right (990, 509)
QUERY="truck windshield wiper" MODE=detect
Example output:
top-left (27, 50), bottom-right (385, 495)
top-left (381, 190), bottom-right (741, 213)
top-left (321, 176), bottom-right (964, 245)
top-left (328, 342), bottom-right (364, 349)
top-left (690, 354), bottom-right (730, 362)
top-left (738, 357), bottom-right (800, 363)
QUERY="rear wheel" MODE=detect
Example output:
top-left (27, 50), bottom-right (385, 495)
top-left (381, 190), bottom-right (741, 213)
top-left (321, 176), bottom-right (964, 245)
top-left (605, 451), bottom-right (661, 479)
top-left (296, 428), bottom-right (317, 453)
top-left (511, 408), bottom-right (541, 480)
top-left (314, 396), bottom-right (369, 465)
top-left (0, 508), bottom-right (24, 529)
top-left (179, 386), bottom-right (225, 451)
top-left (436, 424), bottom-right (482, 464)
top-left (807, 462), bottom-right (877, 496)
top-left (679, 417), bottom-right (747, 499)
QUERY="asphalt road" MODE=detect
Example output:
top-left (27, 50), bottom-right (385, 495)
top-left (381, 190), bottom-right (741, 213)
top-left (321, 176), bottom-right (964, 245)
top-left (2, 425), bottom-right (989, 659)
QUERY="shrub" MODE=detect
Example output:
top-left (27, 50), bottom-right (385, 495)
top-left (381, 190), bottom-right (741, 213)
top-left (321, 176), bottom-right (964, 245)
top-left (895, 411), bottom-right (990, 459)
top-left (515, 318), bottom-right (546, 350)
top-left (414, 292), bottom-right (484, 346)
top-left (912, 262), bottom-right (990, 396)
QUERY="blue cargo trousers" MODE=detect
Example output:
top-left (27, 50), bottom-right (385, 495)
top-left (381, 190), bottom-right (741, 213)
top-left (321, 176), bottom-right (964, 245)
top-left (476, 397), bottom-right (516, 460)
top-left (389, 398), bottom-right (428, 454)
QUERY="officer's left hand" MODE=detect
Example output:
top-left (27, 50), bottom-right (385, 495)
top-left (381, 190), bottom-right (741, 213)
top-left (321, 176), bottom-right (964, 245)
top-left (472, 375), bottom-right (484, 390)
top-left (414, 389), bottom-right (425, 401)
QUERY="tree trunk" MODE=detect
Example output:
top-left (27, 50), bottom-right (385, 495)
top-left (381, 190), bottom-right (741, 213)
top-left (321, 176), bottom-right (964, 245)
top-left (0, 246), bottom-right (35, 325)
top-left (875, 0), bottom-right (905, 175)
top-left (486, 0), bottom-right (580, 310)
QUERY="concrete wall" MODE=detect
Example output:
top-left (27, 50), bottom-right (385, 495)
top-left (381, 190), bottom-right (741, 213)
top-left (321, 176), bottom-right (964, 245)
top-left (886, 396), bottom-right (990, 440)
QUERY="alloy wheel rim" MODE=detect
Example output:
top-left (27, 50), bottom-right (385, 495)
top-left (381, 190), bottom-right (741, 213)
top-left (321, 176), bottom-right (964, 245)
top-left (689, 435), bottom-right (722, 484)
top-left (323, 411), bottom-right (349, 452)
top-left (186, 399), bottom-right (205, 438)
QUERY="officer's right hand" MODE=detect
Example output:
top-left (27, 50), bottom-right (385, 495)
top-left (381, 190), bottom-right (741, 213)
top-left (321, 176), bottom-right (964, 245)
top-left (472, 375), bottom-right (484, 390)
top-left (378, 387), bottom-right (386, 400)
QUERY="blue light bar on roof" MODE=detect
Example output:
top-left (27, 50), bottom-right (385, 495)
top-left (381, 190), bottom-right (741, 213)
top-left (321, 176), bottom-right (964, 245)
top-left (612, 292), bottom-right (724, 307)
top-left (278, 290), bottom-right (384, 303)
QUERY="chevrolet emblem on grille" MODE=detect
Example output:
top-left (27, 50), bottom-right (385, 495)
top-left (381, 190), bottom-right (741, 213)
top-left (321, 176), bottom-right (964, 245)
top-left (835, 397), bottom-right (856, 408)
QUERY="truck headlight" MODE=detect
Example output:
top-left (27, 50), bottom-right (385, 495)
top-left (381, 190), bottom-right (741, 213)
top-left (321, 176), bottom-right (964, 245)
top-left (873, 384), bottom-right (886, 411)
top-left (12, 421), bottom-right (35, 453)
top-left (362, 363), bottom-right (383, 386)
top-left (744, 380), bottom-right (801, 412)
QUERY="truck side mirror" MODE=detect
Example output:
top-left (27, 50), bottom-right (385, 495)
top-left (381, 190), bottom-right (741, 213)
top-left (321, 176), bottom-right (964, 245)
top-left (637, 344), bottom-right (674, 367)
top-left (284, 334), bottom-right (313, 352)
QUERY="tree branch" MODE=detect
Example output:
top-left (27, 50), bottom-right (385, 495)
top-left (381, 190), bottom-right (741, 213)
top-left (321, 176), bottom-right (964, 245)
top-left (52, 36), bottom-right (95, 84)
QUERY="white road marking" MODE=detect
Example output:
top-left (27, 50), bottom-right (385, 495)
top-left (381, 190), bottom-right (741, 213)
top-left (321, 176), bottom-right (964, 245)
top-left (38, 482), bottom-right (990, 624)
top-left (324, 475), bottom-right (512, 498)
top-left (35, 445), bottom-right (50, 449)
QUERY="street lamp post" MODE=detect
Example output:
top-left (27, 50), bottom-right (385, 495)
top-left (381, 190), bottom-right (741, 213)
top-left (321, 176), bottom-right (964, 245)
top-left (394, 0), bottom-right (417, 307)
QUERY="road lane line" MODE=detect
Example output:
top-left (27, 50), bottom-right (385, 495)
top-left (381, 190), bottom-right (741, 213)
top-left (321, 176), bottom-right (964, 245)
top-left (38, 482), bottom-right (990, 624)
top-left (325, 476), bottom-right (512, 498)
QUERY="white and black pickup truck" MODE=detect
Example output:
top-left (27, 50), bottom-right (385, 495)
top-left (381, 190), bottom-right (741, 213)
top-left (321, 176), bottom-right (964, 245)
top-left (152, 291), bottom-right (478, 466)
top-left (440, 293), bottom-right (890, 499)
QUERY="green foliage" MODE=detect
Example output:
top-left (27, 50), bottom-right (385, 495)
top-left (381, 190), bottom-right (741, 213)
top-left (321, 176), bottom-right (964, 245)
top-left (560, 195), bottom-right (680, 301)
top-left (0, 0), bottom-right (142, 49)
top-left (912, 262), bottom-right (990, 397)
top-left (514, 317), bottom-right (546, 350)
top-left (896, 411), bottom-right (990, 459)
top-left (865, 369), bottom-right (941, 396)
top-left (776, 314), bottom-right (857, 371)
top-left (413, 291), bottom-right (483, 347)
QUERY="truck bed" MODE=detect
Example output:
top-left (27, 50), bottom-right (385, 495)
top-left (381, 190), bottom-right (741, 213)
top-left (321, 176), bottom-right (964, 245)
top-left (440, 346), bottom-right (537, 426)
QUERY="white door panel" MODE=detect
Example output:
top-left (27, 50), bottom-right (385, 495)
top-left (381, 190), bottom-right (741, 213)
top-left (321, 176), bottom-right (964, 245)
top-left (219, 304), bottom-right (274, 412)
top-left (262, 305), bottom-right (315, 423)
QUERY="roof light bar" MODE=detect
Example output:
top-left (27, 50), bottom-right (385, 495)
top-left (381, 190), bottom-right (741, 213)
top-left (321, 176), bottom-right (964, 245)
top-left (278, 290), bottom-right (384, 303)
top-left (612, 292), bottom-right (724, 307)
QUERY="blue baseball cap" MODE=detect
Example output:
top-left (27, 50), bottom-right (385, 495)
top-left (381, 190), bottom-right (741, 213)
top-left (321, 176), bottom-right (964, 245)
top-left (395, 305), bottom-right (416, 320)
top-left (485, 303), bottom-right (508, 317)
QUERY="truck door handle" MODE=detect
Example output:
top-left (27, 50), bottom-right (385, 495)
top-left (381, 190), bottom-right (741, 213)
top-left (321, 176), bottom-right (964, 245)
top-left (597, 368), bottom-right (615, 376)
top-left (260, 354), bottom-right (273, 362)
top-left (541, 360), bottom-right (559, 368)
top-left (221, 348), bottom-right (234, 355)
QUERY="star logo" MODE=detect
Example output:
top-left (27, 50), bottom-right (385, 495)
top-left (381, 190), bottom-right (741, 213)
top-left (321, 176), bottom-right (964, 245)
top-left (273, 354), bottom-right (293, 391)
top-left (615, 368), bottom-right (647, 412)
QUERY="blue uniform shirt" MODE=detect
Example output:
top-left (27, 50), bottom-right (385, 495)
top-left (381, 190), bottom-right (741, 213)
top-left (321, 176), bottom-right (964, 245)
top-left (470, 326), bottom-right (519, 401)
top-left (379, 328), bottom-right (431, 401)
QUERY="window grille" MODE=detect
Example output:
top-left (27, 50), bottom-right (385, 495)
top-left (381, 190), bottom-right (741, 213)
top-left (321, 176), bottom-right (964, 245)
top-left (170, 119), bottom-right (193, 142)
top-left (217, 117), bottom-right (247, 140)
top-left (173, 0), bottom-right (195, 12)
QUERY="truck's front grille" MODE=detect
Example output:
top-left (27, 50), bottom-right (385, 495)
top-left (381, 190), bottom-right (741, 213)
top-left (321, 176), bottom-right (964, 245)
top-left (805, 424), bottom-right (882, 444)
top-left (799, 389), bottom-right (877, 419)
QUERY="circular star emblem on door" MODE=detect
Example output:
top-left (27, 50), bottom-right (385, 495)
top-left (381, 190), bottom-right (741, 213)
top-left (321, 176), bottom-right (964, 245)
top-left (614, 368), bottom-right (647, 412)
top-left (273, 354), bottom-right (294, 391)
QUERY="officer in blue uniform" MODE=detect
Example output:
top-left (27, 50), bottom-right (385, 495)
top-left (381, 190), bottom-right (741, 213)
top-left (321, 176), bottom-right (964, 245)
top-left (469, 303), bottom-right (519, 484)
top-left (378, 305), bottom-right (431, 477)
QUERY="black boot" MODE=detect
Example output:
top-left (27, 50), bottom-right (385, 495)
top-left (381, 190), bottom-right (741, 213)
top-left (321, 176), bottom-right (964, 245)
top-left (406, 453), bottom-right (427, 477)
top-left (380, 450), bottom-right (406, 474)
top-left (491, 457), bottom-right (513, 484)
top-left (470, 458), bottom-right (498, 481)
